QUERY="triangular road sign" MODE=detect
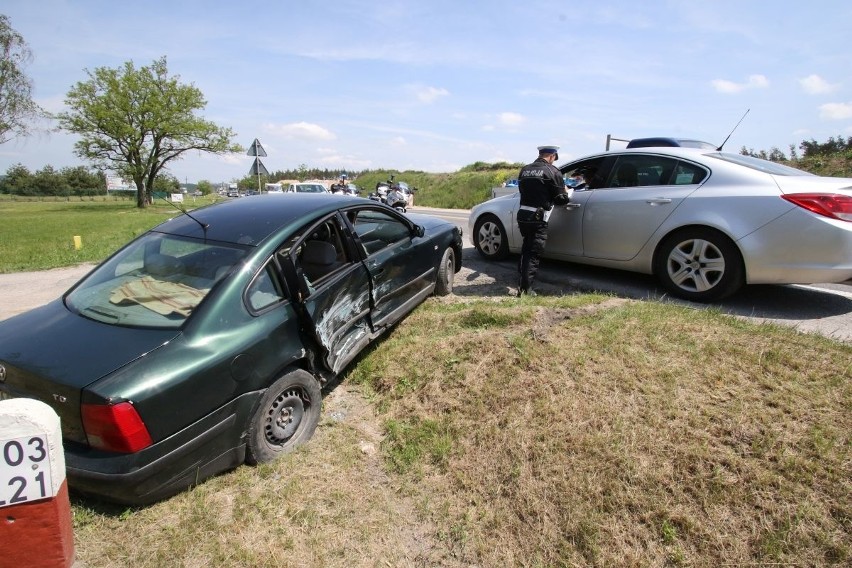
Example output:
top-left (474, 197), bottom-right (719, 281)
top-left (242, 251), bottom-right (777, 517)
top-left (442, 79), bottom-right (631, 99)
top-left (249, 157), bottom-right (269, 176)
top-left (247, 138), bottom-right (267, 157)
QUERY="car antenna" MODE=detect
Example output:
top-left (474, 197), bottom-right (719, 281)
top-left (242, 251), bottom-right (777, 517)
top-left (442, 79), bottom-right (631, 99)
top-left (716, 108), bottom-right (750, 151)
top-left (156, 193), bottom-right (210, 233)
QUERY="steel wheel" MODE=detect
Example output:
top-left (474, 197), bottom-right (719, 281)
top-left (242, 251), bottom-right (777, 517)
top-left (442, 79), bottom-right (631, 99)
top-left (264, 388), bottom-right (305, 443)
top-left (246, 370), bottom-right (322, 464)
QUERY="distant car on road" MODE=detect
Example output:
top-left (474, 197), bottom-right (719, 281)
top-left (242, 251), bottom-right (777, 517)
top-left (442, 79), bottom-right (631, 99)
top-left (286, 183), bottom-right (329, 194)
top-left (470, 145), bottom-right (852, 302)
top-left (0, 194), bottom-right (462, 505)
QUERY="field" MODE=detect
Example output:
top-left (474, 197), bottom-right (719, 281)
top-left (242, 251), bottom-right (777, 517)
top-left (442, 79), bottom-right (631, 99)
top-left (0, 197), bottom-right (216, 273)
top-left (1, 201), bottom-right (849, 566)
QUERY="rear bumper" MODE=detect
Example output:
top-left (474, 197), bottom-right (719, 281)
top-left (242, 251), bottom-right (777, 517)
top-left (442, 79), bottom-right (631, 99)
top-left (738, 209), bottom-right (852, 284)
top-left (65, 391), bottom-right (259, 505)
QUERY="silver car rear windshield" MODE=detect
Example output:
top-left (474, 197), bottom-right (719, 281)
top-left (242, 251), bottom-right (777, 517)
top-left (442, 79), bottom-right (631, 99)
top-left (706, 152), bottom-right (815, 176)
top-left (65, 233), bottom-right (247, 329)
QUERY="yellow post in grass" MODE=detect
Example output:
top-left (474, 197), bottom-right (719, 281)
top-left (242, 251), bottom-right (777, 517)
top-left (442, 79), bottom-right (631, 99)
top-left (73, 236), bottom-right (82, 250)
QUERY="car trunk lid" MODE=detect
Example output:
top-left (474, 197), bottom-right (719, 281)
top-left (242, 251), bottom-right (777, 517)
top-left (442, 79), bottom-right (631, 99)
top-left (0, 300), bottom-right (179, 444)
top-left (774, 175), bottom-right (852, 196)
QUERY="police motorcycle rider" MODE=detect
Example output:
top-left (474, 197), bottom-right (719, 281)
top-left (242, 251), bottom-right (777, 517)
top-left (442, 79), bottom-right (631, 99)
top-left (516, 145), bottom-right (572, 296)
top-left (330, 174), bottom-right (348, 195)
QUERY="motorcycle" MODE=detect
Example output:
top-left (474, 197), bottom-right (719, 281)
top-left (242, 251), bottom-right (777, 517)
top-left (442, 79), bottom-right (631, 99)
top-left (385, 189), bottom-right (407, 213)
top-left (368, 175), bottom-right (409, 213)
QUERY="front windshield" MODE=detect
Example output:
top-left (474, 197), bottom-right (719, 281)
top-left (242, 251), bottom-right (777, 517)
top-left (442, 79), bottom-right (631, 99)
top-left (66, 233), bottom-right (248, 329)
top-left (297, 184), bottom-right (326, 193)
top-left (707, 152), bottom-right (815, 176)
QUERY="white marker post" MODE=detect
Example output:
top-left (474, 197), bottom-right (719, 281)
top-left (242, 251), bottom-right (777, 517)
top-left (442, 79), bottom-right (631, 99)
top-left (0, 398), bottom-right (75, 568)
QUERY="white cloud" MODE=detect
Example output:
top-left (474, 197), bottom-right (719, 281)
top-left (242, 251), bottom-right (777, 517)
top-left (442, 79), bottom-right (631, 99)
top-left (316, 154), bottom-right (373, 169)
top-left (264, 122), bottom-right (336, 141)
top-left (390, 136), bottom-right (407, 146)
top-left (412, 86), bottom-right (449, 104)
top-left (711, 74), bottom-right (770, 94)
top-left (498, 112), bottom-right (525, 126)
top-left (818, 102), bottom-right (852, 120)
top-left (800, 74), bottom-right (838, 95)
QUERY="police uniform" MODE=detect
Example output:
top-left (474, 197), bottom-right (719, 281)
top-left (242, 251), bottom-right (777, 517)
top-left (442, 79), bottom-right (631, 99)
top-left (516, 145), bottom-right (571, 295)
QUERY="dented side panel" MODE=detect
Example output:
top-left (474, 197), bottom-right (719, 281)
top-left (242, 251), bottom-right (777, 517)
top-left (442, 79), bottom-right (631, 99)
top-left (299, 262), bottom-right (373, 373)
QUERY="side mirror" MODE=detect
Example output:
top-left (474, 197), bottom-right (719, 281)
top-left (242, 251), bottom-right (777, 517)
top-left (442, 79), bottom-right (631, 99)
top-left (413, 224), bottom-right (425, 238)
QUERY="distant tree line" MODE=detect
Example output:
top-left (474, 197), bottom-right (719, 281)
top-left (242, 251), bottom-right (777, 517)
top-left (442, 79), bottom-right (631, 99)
top-left (0, 163), bottom-right (106, 196)
top-left (0, 164), bottom-right (203, 197)
top-left (458, 161), bottom-right (523, 173)
top-left (740, 135), bottom-right (852, 177)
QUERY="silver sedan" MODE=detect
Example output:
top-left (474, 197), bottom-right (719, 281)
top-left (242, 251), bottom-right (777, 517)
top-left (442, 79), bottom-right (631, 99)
top-left (469, 147), bottom-right (852, 302)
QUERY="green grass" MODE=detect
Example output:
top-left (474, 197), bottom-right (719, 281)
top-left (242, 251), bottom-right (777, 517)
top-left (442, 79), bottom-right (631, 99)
top-left (68, 297), bottom-right (851, 567)
top-left (0, 198), bottom-right (220, 273)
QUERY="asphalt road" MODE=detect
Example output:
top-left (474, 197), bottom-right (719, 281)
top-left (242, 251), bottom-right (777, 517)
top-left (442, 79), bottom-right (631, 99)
top-left (1, 206), bottom-right (850, 344)
top-left (413, 206), bottom-right (852, 344)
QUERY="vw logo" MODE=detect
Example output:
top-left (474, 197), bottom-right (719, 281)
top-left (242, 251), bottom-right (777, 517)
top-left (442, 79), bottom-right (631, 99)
top-left (0, 364), bottom-right (5, 382)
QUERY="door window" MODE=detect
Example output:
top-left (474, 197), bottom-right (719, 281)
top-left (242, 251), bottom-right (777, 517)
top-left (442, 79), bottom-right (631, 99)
top-left (247, 261), bottom-right (288, 312)
top-left (348, 209), bottom-right (410, 255)
top-left (672, 161), bottom-right (708, 185)
top-left (293, 217), bottom-right (353, 291)
top-left (562, 157), bottom-right (609, 190)
top-left (606, 155), bottom-right (683, 187)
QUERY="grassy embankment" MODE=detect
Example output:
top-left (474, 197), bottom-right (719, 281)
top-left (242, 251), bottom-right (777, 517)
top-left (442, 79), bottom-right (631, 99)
top-left (70, 297), bottom-right (851, 567)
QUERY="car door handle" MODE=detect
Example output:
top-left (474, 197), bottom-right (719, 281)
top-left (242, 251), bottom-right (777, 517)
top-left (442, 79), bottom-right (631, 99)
top-left (646, 198), bottom-right (672, 205)
top-left (564, 203), bottom-right (581, 209)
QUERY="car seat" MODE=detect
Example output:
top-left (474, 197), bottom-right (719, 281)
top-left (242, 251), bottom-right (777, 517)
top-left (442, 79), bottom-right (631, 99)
top-left (615, 163), bottom-right (638, 187)
top-left (300, 240), bottom-right (342, 282)
top-left (145, 253), bottom-right (186, 279)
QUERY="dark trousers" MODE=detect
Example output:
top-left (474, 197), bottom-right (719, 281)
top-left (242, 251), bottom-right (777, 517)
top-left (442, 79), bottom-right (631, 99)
top-left (517, 219), bottom-right (548, 292)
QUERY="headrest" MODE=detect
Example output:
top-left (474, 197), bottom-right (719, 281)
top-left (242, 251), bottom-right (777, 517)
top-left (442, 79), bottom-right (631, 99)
top-left (302, 240), bottom-right (336, 265)
top-left (146, 253), bottom-right (184, 276)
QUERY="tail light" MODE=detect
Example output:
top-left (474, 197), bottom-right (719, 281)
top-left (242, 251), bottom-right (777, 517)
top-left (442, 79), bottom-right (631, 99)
top-left (82, 401), bottom-right (153, 453)
top-left (782, 193), bottom-right (852, 222)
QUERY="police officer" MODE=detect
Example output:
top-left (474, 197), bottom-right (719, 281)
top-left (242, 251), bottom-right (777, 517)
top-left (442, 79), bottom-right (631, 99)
top-left (516, 145), bottom-right (571, 296)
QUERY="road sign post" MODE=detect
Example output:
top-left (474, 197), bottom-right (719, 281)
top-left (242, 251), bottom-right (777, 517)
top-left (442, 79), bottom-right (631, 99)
top-left (247, 138), bottom-right (269, 193)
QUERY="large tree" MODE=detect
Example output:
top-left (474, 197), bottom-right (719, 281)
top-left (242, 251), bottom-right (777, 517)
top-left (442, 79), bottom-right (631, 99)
top-left (56, 56), bottom-right (242, 208)
top-left (0, 14), bottom-right (44, 144)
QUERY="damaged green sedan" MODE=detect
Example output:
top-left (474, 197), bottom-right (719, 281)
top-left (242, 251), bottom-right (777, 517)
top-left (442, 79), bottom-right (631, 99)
top-left (0, 194), bottom-right (462, 505)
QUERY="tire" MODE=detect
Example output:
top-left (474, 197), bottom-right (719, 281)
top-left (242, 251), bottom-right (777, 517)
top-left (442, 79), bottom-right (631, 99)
top-left (246, 370), bottom-right (322, 465)
top-left (654, 227), bottom-right (744, 302)
top-left (473, 214), bottom-right (510, 260)
top-left (435, 247), bottom-right (455, 296)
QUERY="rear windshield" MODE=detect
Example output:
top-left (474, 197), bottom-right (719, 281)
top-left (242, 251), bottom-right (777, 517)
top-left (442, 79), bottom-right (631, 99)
top-left (66, 233), bottom-right (248, 329)
top-left (706, 153), bottom-right (815, 176)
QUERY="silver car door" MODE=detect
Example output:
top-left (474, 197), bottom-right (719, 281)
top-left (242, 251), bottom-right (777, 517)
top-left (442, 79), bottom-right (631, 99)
top-left (581, 156), bottom-right (704, 261)
top-left (544, 156), bottom-right (611, 259)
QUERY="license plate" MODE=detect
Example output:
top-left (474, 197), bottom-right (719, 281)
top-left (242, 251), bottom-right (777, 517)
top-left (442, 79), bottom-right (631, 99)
top-left (0, 435), bottom-right (53, 507)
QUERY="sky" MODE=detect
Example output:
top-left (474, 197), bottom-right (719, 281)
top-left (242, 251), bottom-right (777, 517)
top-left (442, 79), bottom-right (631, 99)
top-left (2, 0), bottom-right (851, 185)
